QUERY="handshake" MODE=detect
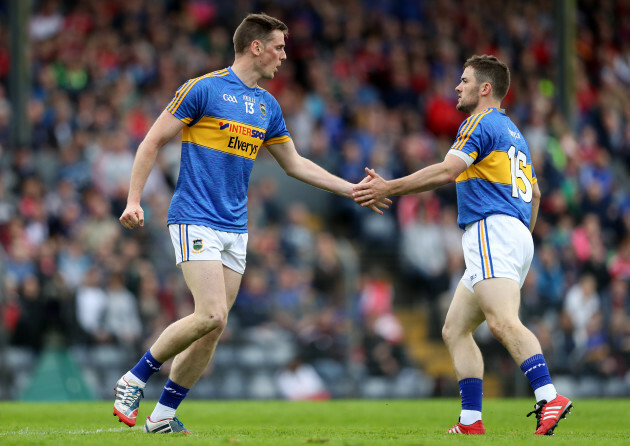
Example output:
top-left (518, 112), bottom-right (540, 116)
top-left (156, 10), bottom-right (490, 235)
top-left (351, 167), bottom-right (391, 215)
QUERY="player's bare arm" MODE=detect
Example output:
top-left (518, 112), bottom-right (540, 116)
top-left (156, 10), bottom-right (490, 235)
top-left (266, 140), bottom-right (392, 215)
top-left (352, 154), bottom-right (468, 207)
top-left (529, 181), bottom-right (541, 233)
top-left (119, 111), bottom-right (185, 229)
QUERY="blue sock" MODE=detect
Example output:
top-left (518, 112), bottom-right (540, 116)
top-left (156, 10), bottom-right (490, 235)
top-left (158, 379), bottom-right (189, 411)
top-left (459, 378), bottom-right (483, 412)
top-left (520, 354), bottom-right (552, 391)
top-left (130, 349), bottom-right (163, 383)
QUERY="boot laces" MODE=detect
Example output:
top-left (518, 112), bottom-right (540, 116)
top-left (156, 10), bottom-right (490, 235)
top-left (526, 399), bottom-right (548, 427)
top-left (122, 385), bottom-right (144, 407)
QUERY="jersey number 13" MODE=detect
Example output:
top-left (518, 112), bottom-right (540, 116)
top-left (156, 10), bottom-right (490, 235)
top-left (507, 145), bottom-right (533, 203)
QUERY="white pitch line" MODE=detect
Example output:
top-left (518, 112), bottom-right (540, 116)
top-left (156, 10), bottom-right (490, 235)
top-left (0, 427), bottom-right (141, 436)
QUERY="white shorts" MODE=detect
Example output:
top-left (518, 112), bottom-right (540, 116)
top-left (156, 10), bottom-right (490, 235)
top-left (168, 224), bottom-right (248, 274)
top-left (460, 214), bottom-right (534, 293)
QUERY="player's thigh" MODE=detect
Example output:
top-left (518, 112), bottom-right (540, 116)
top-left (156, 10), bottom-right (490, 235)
top-left (473, 277), bottom-right (522, 325)
top-left (181, 260), bottom-right (227, 314)
top-left (443, 280), bottom-right (485, 338)
top-left (223, 265), bottom-right (242, 310)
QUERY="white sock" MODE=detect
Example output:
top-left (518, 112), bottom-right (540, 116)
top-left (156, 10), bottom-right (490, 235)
top-left (150, 403), bottom-right (176, 421)
top-left (460, 410), bottom-right (482, 425)
top-left (534, 383), bottom-right (557, 403)
top-left (124, 371), bottom-right (146, 388)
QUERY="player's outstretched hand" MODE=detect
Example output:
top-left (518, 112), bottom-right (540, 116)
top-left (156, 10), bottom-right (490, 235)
top-left (356, 169), bottom-right (392, 215)
top-left (119, 203), bottom-right (145, 229)
top-left (353, 167), bottom-right (391, 209)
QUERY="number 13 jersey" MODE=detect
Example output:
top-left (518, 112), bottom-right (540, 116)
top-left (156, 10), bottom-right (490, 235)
top-left (447, 108), bottom-right (537, 230)
top-left (166, 67), bottom-right (291, 233)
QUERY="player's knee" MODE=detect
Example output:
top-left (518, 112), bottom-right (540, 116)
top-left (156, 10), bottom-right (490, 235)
top-left (206, 316), bottom-right (228, 341)
top-left (441, 323), bottom-right (452, 345)
top-left (486, 318), bottom-right (518, 344)
top-left (442, 321), bottom-right (463, 345)
top-left (197, 323), bottom-right (225, 347)
top-left (192, 309), bottom-right (228, 336)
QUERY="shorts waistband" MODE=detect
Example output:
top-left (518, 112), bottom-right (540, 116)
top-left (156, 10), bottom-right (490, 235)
top-left (464, 214), bottom-right (520, 231)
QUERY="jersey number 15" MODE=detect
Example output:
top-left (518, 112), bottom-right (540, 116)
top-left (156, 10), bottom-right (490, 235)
top-left (507, 145), bottom-right (533, 203)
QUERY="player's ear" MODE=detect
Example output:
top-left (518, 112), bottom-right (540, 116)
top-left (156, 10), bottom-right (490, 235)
top-left (251, 40), bottom-right (263, 56)
top-left (481, 82), bottom-right (492, 97)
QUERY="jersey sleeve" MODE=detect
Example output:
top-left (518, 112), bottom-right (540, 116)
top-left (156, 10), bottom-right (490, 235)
top-left (166, 78), bottom-right (209, 126)
top-left (263, 96), bottom-right (291, 146)
top-left (447, 111), bottom-right (491, 166)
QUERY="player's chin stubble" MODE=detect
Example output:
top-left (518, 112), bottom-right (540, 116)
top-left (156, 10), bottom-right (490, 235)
top-left (456, 97), bottom-right (477, 114)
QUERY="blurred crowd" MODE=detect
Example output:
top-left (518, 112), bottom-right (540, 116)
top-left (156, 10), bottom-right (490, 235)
top-left (1, 0), bottom-right (630, 399)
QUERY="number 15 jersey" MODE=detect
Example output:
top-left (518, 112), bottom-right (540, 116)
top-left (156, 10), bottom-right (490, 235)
top-left (447, 108), bottom-right (537, 230)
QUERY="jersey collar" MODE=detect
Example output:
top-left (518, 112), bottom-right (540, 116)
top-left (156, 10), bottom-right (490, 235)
top-left (481, 107), bottom-right (506, 114)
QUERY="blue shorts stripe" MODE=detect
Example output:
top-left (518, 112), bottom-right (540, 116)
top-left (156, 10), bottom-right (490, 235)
top-left (477, 221), bottom-right (486, 279)
top-left (179, 224), bottom-right (184, 262)
top-left (484, 219), bottom-right (495, 277)
top-left (185, 224), bottom-right (190, 261)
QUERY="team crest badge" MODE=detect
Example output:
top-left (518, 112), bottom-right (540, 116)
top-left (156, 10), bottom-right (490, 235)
top-left (259, 102), bottom-right (267, 116)
top-left (192, 238), bottom-right (204, 252)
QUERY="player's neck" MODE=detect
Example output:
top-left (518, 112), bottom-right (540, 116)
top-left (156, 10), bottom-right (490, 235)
top-left (470, 100), bottom-right (501, 115)
top-left (231, 57), bottom-right (260, 88)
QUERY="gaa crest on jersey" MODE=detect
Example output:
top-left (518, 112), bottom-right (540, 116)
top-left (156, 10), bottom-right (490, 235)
top-left (259, 102), bottom-right (267, 116)
top-left (192, 238), bottom-right (204, 252)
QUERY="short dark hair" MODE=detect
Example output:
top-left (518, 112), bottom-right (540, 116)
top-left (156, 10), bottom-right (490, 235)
top-left (233, 13), bottom-right (288, 55)
top-left (463, 55), bottom-right (510, 101)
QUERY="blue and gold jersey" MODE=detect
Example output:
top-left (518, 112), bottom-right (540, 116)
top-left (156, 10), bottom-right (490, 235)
top-left (447, 108), bottom-right (537, 230)
top-left (166, 67), bottom-right (291, 232)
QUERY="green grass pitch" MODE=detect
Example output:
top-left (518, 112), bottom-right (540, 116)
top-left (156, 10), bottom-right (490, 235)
top-left (0, 399), bottom-right (628, 445)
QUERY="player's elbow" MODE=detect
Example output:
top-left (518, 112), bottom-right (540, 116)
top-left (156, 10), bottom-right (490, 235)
top-left (442, 163), bottom-right (460, 183)
top-left (280, 157), bottom-right (304, 179)
top-left (439, 155), bottom-right (468, 185)
top-left (138, 137), bottom-right (162, 156)
top-left (282, 163), bottom-right (300, 179)
top-left (446, 170), bottom-right (460, 184)
top-left (532, 182), bottom-right (541, 201)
